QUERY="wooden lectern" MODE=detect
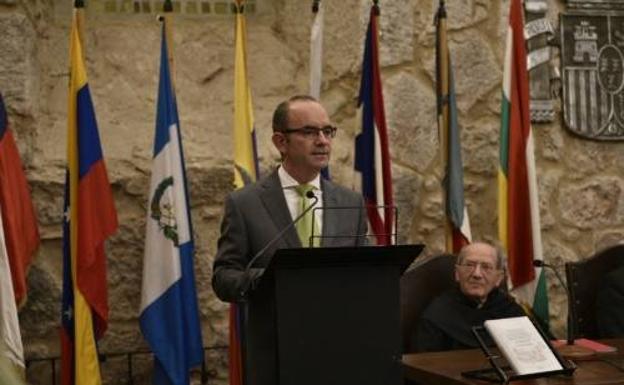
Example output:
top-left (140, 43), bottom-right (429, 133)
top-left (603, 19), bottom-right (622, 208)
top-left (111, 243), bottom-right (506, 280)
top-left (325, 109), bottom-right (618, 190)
top-left (240, 244), bottom-right (423, 385)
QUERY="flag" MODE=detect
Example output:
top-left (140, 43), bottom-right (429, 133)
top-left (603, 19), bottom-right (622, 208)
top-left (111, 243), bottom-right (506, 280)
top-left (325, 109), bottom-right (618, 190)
top-left (354, 5), bottom-right (394, 246)
top-left (0, 207), bottom-right (24, 371)
top-left (435, 2), bottom-right (471, 253)
top-left (61, 8), bottom-right (118, 385)
top-left (498, 0), bottom-right (549, 326)
top-left (0, 338), bottom-right (25, 385)
top-left (309, 0), bottom-right (323, 100)
top-left (0, 94), bottom-right (40, 306)
top-left (230, 2), bottom-right (260, 384)
top-left (139, 19), bottom-right (204, 385)
top-left (233, 0), bottom-right (259, 189)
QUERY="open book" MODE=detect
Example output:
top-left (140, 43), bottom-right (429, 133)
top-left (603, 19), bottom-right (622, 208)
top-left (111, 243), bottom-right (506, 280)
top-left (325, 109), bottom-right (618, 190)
top-left (484, 316), bottom-right (564, 376)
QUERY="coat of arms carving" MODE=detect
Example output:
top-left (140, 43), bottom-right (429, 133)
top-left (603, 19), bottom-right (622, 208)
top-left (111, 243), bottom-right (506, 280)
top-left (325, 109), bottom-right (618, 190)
top-left (561, 1), bottom-right (624, 140)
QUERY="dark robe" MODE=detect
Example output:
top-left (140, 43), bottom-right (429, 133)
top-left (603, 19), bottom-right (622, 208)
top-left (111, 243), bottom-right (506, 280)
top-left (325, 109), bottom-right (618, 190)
top-left (596, 265), bottom-right (624, 338)
top-left (414, 286), bottom-right (525, 352)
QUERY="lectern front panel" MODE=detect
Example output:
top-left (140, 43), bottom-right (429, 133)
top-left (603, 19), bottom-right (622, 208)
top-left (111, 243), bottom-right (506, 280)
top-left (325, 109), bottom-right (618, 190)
top-left (241, 245), bottom-right (421, 385)
top-left (274, 264), bottom-right (402, 385)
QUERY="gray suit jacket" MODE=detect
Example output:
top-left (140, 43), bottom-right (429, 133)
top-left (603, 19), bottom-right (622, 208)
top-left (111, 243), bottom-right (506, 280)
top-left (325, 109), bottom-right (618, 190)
top-left (212, 169), bottom-right (368, 302)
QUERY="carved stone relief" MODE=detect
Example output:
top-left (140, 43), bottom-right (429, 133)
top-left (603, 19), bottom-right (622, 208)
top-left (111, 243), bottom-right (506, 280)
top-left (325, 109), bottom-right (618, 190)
top-left (561, 0), bottom-right (624, 140)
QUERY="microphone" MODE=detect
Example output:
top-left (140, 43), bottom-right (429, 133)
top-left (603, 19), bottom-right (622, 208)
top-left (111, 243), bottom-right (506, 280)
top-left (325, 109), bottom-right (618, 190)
top-left (533, 260), bottom-right (568, 292)
top-left (240, 190), bottom-right (319, 295)
top-left (533, 259), bottom-right (574, 345)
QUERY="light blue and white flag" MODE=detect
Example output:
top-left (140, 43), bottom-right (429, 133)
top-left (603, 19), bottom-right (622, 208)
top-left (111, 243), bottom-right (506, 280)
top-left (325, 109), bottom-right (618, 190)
top-left (139, 23), bottom-right (203, 385)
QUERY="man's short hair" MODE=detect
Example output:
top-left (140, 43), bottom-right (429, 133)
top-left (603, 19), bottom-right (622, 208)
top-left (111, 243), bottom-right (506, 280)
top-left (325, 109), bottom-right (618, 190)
top-left (457, 242), bottom-right (507, 270)
top-left (272, 95), bottom-right (319, 132)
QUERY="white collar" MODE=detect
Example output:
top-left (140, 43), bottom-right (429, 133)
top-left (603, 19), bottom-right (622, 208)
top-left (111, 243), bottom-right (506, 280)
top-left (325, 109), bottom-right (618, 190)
top-left (278, 166), bottom-right (321, 190)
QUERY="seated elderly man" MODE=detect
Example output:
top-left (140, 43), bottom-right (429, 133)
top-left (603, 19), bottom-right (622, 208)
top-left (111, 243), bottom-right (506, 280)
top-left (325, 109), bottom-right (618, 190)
top-left (415, 242), bottom-right (525, 352)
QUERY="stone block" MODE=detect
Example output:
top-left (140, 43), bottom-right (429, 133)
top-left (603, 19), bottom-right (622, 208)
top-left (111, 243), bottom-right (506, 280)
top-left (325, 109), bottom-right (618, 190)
top-left (376, 0), bottom-right (414, 67)
top-left (463, 118), bottom-right (499, 176)
top-left (537, 169), bottom-right (561, 230)
top-left (595, 234), bottom-right (624, 251)
top-left (278, 0), bottom-right (363, 83)
top-left (422, 31), bottom-right (501, 113)
top-left (451, 32), bottom-right (502, 113)
top-left (443, 0), bottom-right (491, 30)
top-left (540, 122), bottom-right (564, 161)
top-left (392, 164), bottom-right (421, 244)
top-left (0, 13), bottom-right (37, 117)
top-left (384, 72), bottom-right (437, 172)
top-left (559, 177), bottom-right (623, 229)
top-left (20, 264), bottom-right (61, 343)
top-left (563, 140), bottom-right (618, 179)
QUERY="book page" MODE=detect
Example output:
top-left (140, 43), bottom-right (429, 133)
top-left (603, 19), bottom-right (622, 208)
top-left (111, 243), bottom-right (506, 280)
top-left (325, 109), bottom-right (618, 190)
top-left (484, 316), bottom-right (563, 375)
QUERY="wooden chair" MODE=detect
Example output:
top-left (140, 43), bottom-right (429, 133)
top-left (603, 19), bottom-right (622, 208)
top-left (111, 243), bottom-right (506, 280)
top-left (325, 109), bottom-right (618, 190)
top-left (399, 254), bottom-right (457, 353)
top-left (565, 244), bottom-right (624, 339)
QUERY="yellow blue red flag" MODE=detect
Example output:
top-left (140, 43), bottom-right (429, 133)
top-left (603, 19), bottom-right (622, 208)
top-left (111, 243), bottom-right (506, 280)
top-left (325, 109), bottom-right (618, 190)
top-left (61, 8), bottom-right (118, 385)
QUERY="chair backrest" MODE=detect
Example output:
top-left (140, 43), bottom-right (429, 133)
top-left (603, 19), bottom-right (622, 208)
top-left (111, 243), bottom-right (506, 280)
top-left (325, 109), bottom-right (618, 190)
top-left (399, 254), bottom-right (457, 353)
top-left (565, 244), bottom-right (624, 339)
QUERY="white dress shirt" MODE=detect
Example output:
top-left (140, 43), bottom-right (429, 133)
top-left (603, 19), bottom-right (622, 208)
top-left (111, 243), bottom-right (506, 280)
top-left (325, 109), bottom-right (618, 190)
top-left (278, 166), bottom-right (324, 241)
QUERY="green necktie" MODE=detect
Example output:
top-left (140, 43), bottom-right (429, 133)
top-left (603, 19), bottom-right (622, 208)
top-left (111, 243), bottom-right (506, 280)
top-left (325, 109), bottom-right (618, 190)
top-left (294, 184), bottom-right (319, 247)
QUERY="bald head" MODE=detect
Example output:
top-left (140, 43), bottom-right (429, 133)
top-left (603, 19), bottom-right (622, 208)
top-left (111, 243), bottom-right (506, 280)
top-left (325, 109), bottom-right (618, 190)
top-left (455, 242), bottom-right (505, 303)
top-left (457, 242), bottom-right (505, 270)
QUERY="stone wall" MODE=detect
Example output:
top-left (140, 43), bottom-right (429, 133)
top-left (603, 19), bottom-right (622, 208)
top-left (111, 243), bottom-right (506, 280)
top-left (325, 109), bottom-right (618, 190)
top-left (0, 0), bottom-right (623, 384)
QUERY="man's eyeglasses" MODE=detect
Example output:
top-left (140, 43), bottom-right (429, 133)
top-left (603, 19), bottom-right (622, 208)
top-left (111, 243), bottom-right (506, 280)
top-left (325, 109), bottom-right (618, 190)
top-left (280, 125), bottom-right (338, 139)
top-left (456, 261), bottom-right (500, 274)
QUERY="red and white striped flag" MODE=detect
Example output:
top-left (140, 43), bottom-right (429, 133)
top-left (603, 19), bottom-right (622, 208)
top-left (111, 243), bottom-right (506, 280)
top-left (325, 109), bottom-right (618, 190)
top-left (354, 4), bottom-right (394, 246)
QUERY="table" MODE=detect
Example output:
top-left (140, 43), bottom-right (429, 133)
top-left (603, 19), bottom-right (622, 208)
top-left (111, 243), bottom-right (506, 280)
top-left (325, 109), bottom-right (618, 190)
top-left (402, 339), bottom-right (624, 385)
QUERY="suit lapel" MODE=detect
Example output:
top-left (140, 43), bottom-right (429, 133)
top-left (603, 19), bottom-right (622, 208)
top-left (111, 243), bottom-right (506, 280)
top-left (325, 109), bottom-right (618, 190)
top-left (321, 178), bottom-right (338, 247)
top-left (259, 170), bottom-right (301, 248)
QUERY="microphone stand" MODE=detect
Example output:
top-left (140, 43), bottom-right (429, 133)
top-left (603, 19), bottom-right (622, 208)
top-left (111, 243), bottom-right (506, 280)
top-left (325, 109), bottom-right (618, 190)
top-left (533, 260), bottom-right (594, 358)
top-left (240, 191), bottom-right (319, 297)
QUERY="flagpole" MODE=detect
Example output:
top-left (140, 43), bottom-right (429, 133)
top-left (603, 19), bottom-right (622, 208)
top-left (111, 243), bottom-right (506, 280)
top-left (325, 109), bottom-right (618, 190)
top-left (161, 0), bottom-right (176, 92)
top-left (435, 1), bottom-right (454, 252)
top-left (74, 0), bottom-right (85, 53)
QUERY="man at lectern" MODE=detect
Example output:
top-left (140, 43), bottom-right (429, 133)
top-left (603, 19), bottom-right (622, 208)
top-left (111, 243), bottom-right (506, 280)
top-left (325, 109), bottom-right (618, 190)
top-left (212, 95), bottom-right (368, 303)
top-left (415, 242), bottom-right (525, 352)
